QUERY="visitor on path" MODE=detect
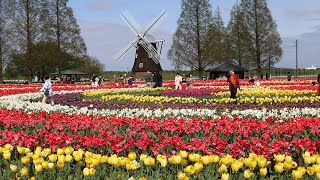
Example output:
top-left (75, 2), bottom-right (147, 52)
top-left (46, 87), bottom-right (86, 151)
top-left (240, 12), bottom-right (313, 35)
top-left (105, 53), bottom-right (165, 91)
top-left (153, 71), bottom-right (163, 88)
top-left (174, 73), bottom-right (183, 90)
top-left (228, 70), bottom-right (240, 102)
top-left (40, 75), bottom-right (54, 105)
top-left (186, 74), bottom-right (194, 89)
top-left (317, 73), bottom-right (320, 96)
top-left (144, 71), bottom-right (152, 88)
top-left (287, 72), bottom-right (292, 81)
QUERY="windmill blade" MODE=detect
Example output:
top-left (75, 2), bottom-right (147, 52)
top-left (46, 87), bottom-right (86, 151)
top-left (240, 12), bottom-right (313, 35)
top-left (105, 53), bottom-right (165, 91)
top-left (139, 39), bottom-right (161, 64)
top-left (113, 37), bottom-right (139, 62)
top-left (121, 11), bottom-right (142, 36)
top-left (142, 10), bottom-right (167, 36)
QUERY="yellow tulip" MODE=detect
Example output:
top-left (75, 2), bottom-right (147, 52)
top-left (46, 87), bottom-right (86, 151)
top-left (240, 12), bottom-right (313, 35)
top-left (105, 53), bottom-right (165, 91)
top-left (128, 152), bottom-right (137, 160)
top-left (304, 156), bottom-right (313, 165)
top-left (4, 144), bottom-right (13, 151)
top-left (188, 153), bottom-right (201, 163)
top-left (83, 167), bottom-right (90, 176)
top-left (193, 162), bottom-right (203, 173)
top-left (178, 171), bottom-right (188, 180)
top-left (57, 160), bottom-right (65, 168)
top-left (316, 172), bottom-right (320, 180)
top-left (100, 155), bottom-right (108, 163)
top-left (313, 164), bottom-right (320, 173)
top-left (274, 163), bottom-right (284, 174)
top-left (260, 168), bottom-right (267, 177)
top-left (181, 159), bottom-right (188, 167)
top-left (140, 154), bottom-right (147, 161)
top-left (35, 164), bottom-right (43, 173)
top-left (48, 162), bottom-right (55, 169)
top-left (65, 154), bottom-right (73, 163)
top-left (56, 148), bottom-right (64, 155)
top-left (64, 147), bottom-right (73, 155)
top-left (221, 173), bottom-right (229, 180)
top-left (274, 154), bottom-right (285, 163)
top-left (42, 161), bottom-right (49, 169)
top-left (201, 156), bottom-right (210, 165)
top-left (209, 155), bottom-right (220, 163)
top-left (20, 167), bottom-right (28, 176)
top-left (17, 147), bottom-right (26, 154)
top-left (284, 160), bottom-right (297, 170)
top-left (292, 167), bottom-right (306, 179)
top-left (73, 152), bottom-right (83, 162)
top-left (184, 165), bottom-right (195, 175)
top-left (231, 161), bottom-right (243, 172)
top-left (243, 169), bottom-right (253, 179)
top-left (220, 155), bottom-right (234, 166)
top-left (48, 154), bottom-right (57, 162)
top-left (138, 177), bottom-right (147, 180)
top-left (218, 164), bottom-right (228, 174)
top-left (21, 156), bottom-right (31, 164)
top-left (307, 167), bottom-right (315, 175)
top-left (58, 155), bottom-right (66, 163)
top-left (257, 156), bottom-right (267, 168)
top-left (179, 151), bottom-right (188, 159)
top-left (89, 168), bottom-right (96, 175)
top-left (3, 151), bottom-right (11, 160)
top-left (143, 157), bottom-right (155, 166)
top-left (10, 164), bottom-right (18, 172)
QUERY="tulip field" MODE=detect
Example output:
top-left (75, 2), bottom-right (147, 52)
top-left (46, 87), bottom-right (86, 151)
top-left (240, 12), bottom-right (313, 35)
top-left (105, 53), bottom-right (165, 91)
top-left (0, 79), bottom-right (320, 180)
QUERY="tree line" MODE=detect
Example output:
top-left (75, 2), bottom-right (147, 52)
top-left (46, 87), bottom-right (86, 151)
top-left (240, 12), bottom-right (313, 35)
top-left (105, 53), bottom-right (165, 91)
top-left (168, 0), bottom-right (283, 77)
top-left (0, 0), bottom-right (104, 83)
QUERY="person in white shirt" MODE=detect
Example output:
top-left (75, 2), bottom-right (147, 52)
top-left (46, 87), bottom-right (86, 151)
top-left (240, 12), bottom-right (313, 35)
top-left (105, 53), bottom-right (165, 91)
top-left (174, 73), bottom-right (183, 90)
top-left (39, 75), bottom-right (54, 105)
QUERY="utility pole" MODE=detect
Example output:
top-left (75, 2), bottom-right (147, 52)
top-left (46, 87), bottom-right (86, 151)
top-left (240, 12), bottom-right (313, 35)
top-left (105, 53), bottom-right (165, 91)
top-left (295, 40), bottom-right (298, 77)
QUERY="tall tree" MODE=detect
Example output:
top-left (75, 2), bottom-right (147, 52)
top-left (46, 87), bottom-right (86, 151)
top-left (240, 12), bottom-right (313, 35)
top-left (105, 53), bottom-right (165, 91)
top-left (168, 0), bottom-right (214, 77)
top-left (207, 7), bottom-right (229, 64)
top-left (51, 0), bottom-right (86, 76)
top-left (228, 2), bottom-right (253, 68)
top-left (11, 0), bottom-right (41, 83)
top-left (0, 1), bottom-right (14, 83)
top-left (240, 0), bottom-right (282, 75)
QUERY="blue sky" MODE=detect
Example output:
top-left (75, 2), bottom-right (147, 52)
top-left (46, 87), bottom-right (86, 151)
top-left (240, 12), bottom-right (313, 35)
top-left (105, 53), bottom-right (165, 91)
top-left (69, 0), bottom-right (320, 71)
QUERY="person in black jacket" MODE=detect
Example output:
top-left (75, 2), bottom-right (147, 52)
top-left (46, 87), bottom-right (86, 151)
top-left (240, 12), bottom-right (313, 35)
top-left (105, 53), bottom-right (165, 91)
top-left (153, 71), bottom-right (163, 88)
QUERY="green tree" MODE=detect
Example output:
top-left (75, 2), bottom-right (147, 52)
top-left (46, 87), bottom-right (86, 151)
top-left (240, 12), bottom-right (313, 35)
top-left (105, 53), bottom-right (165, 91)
top-left (207, 7), bottom-right (229, 64)
top-left (227, 2), bottom-right (253, 68)
top-left (0, 1), bottom-right (14, 83)
top-left (168, 0), bottom-right (214, 77)
top-left (240, 0), bottom-right (282, 75)
top-left (51, 0), bottom-right (86, 76)
top-left (11, 0), bottom-right (42, 83)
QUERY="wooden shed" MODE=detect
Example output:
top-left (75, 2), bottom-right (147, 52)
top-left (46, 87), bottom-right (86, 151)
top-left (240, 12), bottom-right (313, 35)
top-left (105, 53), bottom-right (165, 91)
top-left (205, 62), bottom-right (248, 80)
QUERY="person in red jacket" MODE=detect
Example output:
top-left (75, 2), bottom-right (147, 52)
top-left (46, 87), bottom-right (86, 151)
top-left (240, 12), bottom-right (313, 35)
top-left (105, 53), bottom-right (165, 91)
top-left (317, 73), bottom-right (320, 96)
top-left (228, 70), bottom-right (240, 102)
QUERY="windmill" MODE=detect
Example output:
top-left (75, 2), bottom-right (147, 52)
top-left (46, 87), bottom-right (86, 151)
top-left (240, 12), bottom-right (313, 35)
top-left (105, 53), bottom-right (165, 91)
top-left (113, 10), bottom-right (167, 75)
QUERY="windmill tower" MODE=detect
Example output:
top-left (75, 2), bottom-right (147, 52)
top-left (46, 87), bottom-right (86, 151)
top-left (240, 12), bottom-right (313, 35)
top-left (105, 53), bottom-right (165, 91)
top-left (113, 10), bottom-right (167, 75)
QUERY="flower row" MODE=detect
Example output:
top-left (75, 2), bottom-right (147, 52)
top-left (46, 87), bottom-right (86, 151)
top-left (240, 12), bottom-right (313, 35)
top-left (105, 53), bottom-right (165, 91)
top-left (1, 144), bottom-right (320, 179)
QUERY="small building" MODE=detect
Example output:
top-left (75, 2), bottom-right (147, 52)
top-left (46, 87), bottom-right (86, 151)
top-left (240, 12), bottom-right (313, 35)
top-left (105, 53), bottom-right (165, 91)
top-left (205, 62), bottom-right (248, 80)
top-left (51, 70), bottom-right (87, 83)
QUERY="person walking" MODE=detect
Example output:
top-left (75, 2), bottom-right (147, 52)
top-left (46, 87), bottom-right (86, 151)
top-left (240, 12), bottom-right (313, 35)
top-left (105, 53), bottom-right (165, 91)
top-left (40, 75), bottom-right (54, 105)
top-left (186, 74), bottom-right (194, 89)
top-left (228, 70), bottom-right (240, 102)
top-left (174, 73), bottom-right (183, 90)
top-left (153, 71), bottom-right (163, 88)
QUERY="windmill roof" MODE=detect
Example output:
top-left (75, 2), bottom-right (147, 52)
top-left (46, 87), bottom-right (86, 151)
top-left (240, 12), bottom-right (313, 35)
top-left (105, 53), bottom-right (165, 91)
top-left (51, 70), bottom-right (87, 75)
top-left (205, 62), bottom-right (248, 72)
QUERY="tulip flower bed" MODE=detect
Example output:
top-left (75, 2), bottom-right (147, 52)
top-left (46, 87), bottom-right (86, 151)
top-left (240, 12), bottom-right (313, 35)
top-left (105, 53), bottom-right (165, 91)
top-left (0, 79), bottom-right (319, 179)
